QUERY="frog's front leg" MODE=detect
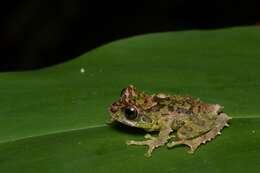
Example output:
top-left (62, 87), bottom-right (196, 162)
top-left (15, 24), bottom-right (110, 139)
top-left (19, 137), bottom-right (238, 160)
top-left (127, 117), bottom-right (174, 157)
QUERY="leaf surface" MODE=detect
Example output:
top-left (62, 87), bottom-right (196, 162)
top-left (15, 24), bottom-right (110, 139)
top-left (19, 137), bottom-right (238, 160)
top-left (0, 26), bottom-right (259, 173)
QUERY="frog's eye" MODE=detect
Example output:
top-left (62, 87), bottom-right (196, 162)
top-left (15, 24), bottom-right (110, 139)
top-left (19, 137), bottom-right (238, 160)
top-left (123, 106), bottom-right (138, 120)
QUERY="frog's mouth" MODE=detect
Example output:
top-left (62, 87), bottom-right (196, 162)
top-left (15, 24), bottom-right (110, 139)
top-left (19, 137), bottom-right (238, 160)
top-left (120, 119), bottom-right (137, 127)
top-left (109, 113), bottom-right (136, 127)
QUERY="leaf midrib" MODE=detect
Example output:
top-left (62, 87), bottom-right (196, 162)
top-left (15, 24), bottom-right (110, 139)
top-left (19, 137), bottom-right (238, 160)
top-left (0, 115), bottom-right (258, 146)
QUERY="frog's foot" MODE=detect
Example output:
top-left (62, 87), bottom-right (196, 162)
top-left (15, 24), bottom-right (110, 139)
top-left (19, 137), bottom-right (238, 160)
top-left (167, 113), bottom-right (231, 153)
top-left (126, 137), bottom-right (165, 157)
top-left (167, 138), bottom-right (202, 153)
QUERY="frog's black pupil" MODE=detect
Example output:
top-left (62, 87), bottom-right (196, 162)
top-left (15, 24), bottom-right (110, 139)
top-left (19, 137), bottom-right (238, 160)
top-left (124, 107), bottom-right (137, 120)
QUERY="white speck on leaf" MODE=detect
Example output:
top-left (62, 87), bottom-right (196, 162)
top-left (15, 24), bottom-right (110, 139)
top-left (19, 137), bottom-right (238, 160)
top-left (252, 130), bottom-right (256, 134)
top-left (80, 68), bottom-right (85, 74)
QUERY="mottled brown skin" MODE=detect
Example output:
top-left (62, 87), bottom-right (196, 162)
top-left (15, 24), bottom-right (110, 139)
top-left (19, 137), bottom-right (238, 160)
top-left (109, 85), bottom-right (231, 157)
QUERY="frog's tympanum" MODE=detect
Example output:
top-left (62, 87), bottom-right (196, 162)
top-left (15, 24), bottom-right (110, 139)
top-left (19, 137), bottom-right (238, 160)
top-left (109, 85), bottom-right (231, 157)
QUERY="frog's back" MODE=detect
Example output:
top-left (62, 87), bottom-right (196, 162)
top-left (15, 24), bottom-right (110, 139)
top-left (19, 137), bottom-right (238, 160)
top-left (167, 95), bottom-right (201, 114)
top-left (167, 95), bottom-right (221, 131)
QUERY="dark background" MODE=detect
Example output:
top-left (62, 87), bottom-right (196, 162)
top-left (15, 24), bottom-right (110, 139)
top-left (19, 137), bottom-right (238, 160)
top-left (1, 0), bottom-right (259, 71)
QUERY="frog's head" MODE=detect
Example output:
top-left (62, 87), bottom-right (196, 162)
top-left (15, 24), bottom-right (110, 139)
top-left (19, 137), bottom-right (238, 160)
top-left (109, 85), bottom-right (160, 131)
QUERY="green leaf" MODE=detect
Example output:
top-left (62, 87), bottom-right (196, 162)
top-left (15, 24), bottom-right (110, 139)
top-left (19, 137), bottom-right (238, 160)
top-left (0, 26), bottom-right (260, 173)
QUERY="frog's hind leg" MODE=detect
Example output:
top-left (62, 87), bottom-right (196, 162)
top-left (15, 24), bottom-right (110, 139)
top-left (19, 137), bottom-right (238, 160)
top-left (167, 113), bottom-right (231, 153)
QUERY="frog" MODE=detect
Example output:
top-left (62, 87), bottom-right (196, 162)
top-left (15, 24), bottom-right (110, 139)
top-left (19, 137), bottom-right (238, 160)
top-left (109, 85), bottom-right (231, 157)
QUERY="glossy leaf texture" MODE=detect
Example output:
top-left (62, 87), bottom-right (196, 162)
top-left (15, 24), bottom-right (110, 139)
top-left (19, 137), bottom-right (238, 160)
top-left (0, 26), bottom-right (260, 173)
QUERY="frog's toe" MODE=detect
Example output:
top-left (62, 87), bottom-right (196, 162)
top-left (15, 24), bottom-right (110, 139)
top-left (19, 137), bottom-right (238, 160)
top-left (126, 140), bottom-right (138, 145)
top-left (126, 140), bottom-right (148, 146)
top-left (144, 152), bottom-right (152, 157)
top-left (144, 134), bottom-right (152, 139)
top-left (144, 134), bottom-right (156, 140)
top-left (144, 147), bottom-right (154, 157)
top-left (167, 140), bottom-right (183, 148)
top-left (187, 148), bottom-right (196, 154)
top-left (126, 140), bottom-right (132, 145)
top-left (167, 143), bottom-right (174, 148)
top-left (144, 143), bottom-right (157, 157)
